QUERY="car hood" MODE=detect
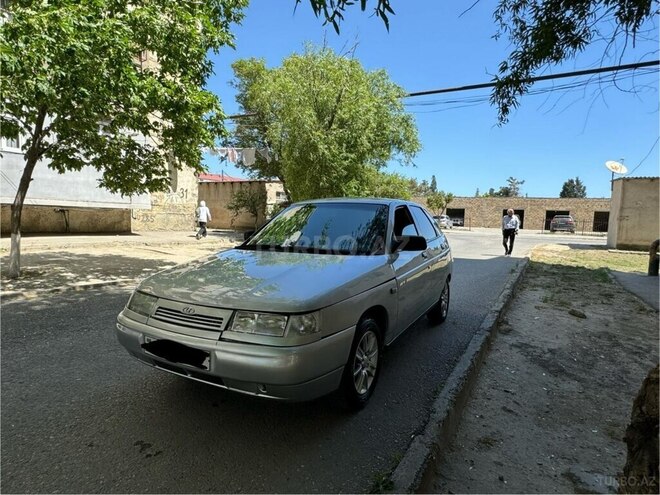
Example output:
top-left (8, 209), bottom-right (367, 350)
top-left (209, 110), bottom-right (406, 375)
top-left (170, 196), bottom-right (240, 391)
top-left (138, 248), bottom-right (394, 313)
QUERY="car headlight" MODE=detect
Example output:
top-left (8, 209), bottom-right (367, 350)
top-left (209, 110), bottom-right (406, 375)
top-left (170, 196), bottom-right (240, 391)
top-left (127, 291), bottom-right (157, 317)
top-left (288, 313), bottom-right (320, 336)
top-left (230, 311), bottom-right (288, 337)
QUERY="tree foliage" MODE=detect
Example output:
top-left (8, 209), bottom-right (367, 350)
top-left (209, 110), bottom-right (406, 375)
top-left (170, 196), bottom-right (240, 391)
top-left (492, 0), bottom-right (656, 122)
top-left (301, 0), bottom-right (657, 123)
top-left (426, 190), bottom-right (454, 214)
top-left (484, 176), bottom-right (525, 197)
top-left (430, 175), bottom-right (438, 193)
top-left (1, 0), bottom-right (247, 277)
top-left (360, 170), bottom-right (412, 200)
top-left (227, 186), bottom-right (267, 228)
top-left (560, 176), bottom-right (587, 198)
top-left (407, 177), bottom-right (435, 197)
top-left (230, 46), bottom-right (420, 202)
top-left (299, 0), bottom-right (395, 32)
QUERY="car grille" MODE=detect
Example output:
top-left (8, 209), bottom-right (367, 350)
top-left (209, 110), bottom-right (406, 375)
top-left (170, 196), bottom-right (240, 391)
top-left (152, 306), bottom-right (225, 332)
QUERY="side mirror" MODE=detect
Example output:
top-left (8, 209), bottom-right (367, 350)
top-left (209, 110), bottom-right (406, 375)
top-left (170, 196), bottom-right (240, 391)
top-left (393, 235), bottom-right (427, 252)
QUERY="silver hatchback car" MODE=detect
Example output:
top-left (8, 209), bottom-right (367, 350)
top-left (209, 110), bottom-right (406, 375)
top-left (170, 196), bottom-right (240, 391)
top-left (116, 199), bottom-right (453, 408)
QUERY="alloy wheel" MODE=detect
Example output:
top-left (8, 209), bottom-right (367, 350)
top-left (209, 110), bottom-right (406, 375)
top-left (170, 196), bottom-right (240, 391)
top-left (352, 330), bottom-right (379, 395)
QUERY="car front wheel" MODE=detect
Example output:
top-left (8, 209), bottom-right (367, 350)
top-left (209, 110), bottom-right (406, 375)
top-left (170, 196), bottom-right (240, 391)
top-left (341, 318), bottom-right (381, 409)
top-left (427, 279), bottom-right (450, 324)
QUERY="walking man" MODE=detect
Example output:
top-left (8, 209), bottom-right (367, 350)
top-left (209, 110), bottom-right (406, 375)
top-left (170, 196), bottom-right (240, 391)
top-left (196, 200), bottom-right (212, 240)
top-left (502, 208), bottom-right (520, 256)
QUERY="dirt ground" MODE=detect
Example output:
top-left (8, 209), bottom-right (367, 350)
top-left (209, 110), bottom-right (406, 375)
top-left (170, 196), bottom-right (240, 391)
top-left (430, 244), bottom-right (659, 494)
top-left (1, 237), bottom-right (238, 295)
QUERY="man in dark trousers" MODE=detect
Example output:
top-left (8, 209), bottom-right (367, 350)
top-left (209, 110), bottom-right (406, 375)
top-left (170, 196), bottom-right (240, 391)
top-left (195, 200), bottom-right (212, 240)
top-left (502, 208), bottom-right (520, 256)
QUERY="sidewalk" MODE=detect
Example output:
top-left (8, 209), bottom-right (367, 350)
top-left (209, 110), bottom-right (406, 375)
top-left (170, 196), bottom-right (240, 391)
top-left (423, 246), bottom-right (659, 494)
top-left (0, 230), bottom-right (241, 299)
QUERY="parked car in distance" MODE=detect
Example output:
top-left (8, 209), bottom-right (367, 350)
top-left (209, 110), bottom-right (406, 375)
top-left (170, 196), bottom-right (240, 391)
top-left (550, 214), bottom-right (576, 233)
top-left (116, 199), bottom-right (453, 409)
top-left (433, 214), bottom-right (453, 229)
top-left (451, 217), bottom-right (464, 227)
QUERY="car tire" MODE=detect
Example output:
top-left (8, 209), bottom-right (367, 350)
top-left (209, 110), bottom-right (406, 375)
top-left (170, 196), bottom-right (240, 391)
top-left (341, 318), bottom-right (381, 410)
top-left (427, 279), bottom-right (450, 324)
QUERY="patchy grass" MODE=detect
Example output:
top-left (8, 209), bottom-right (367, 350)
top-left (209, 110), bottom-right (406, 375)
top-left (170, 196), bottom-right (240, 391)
top-left (525, 244), bottom-right (650, 311)
top-left (477, 436), bottom-right (499, 449)
top-left (542, 293), bottom-right (572, 308)
top-left (369, 472), bottom-right (394, 494)
top-left (531, 245), bottom-right (647, 273)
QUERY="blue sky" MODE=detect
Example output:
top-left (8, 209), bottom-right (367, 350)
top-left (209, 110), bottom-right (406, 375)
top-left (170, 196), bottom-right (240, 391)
top-left (204, 0), bottom-right (659, 199)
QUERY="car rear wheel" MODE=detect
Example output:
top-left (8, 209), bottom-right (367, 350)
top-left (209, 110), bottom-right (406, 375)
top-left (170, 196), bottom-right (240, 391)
top-left (341, 318), bottom-right (381, 409)
top-left (427, 279), bottom-right (450, 324)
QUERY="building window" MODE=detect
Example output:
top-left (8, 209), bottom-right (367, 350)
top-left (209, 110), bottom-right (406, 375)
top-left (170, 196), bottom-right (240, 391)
top-left (275, 191), bottom-right (287, 202)
top-left (2, 130), bottom-right (20, 150)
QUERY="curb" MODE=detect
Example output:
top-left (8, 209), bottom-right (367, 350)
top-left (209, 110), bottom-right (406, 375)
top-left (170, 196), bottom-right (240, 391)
top-left (388, 256), bottom-right (530, 493)
top-left (1, 278), bottom-right (136, 302)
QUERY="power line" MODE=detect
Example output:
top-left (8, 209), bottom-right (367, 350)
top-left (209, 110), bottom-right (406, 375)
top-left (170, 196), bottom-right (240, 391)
top-left (626, 137), bottom-right (660, 176)
top-left (405, 60), bottom-right (660, 98)
top-left (403, 67), bottom-right (659, 112)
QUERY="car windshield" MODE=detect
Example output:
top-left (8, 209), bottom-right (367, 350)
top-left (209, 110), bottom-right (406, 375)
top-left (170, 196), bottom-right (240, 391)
top-left (241, 203), bottom-right (389, 255)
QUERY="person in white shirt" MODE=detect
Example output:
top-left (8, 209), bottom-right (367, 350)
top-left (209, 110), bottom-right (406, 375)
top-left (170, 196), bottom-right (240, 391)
top-left (195, 200), bottom-right (212, 240)
top-left (501, 208), bottom-right (520, 256)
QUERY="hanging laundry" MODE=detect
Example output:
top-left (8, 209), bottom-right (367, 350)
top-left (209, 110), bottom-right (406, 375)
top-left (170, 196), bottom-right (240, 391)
top-left (242, 148), bottom-right (256, 166)
top-left (227, 147), bottom-right (238, 163)
top-left (208, 147), bottom-right (228, 157)
top-left (257, 148), bottom-right (272, 163)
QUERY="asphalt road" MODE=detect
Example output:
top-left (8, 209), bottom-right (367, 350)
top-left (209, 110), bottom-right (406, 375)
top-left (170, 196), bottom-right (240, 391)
top-left (1, 230), bottom-right (604, 493)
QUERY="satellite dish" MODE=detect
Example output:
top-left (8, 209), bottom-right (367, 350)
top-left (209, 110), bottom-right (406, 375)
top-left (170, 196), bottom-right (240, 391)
top-left (605, 160), bottom-right (628, 174)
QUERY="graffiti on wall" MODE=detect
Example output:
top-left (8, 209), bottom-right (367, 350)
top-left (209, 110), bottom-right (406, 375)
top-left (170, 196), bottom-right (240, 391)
top-left (131, 210), bottom-right (156, 223)
top-left (163, 188), bottom-right (190, 204)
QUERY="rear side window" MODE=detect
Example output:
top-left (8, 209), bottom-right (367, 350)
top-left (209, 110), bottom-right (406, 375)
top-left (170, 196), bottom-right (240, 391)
top-left (411, 206), bottom-right (439, 241)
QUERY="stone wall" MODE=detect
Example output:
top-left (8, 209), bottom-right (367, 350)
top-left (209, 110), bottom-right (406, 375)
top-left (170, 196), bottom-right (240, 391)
top-left (129, 52), bottom-right (201, 232)
top-left (412, 196), bottom-right (611, 231)
top-left (1, 205), bottom-right (131, 234)
top-left (130, 165), bottom-right (199, 232)
top-left (607, 178), bottom-right (659, 250)
top-left (198, 180), bottom-right (286, 230)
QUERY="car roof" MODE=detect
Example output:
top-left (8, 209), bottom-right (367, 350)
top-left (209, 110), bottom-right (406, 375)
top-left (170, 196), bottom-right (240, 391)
top-left (553, 215), bottom-right (573, 218)
top-left (293, 197), bottom-right (417, 207)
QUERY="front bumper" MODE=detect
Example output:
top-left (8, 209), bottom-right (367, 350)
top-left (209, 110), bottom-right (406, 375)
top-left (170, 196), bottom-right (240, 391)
top-left (116, 312), bottom-right (355, 401)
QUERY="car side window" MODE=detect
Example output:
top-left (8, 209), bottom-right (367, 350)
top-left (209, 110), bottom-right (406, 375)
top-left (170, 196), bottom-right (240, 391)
top-left (411, 206), bottom-right (439, 241)
top-left (393, 206), bottom-right (418, 237)
top-left (421, 209), bottom-right (441, 237)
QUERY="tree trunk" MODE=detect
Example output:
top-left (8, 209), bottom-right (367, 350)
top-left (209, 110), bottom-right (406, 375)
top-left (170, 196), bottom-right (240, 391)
top-left (619, 365), bottom-right (659, 494)
top-left (7, 108), bottom-right (47, 279)
top-left (7, 154), bottom-right (39, 279)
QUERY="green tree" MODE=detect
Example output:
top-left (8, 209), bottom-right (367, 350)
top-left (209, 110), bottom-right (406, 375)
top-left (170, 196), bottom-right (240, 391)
top-left (430, 175), bottom-right (437, 193)
top-left (506, 176), bottom-right (525, 197)
top-left (426, 191), bottom-right (454, 215)
top-left (227, 186), bottom-right (268, 229)
top-left (407, 178), bottom-right (433, 197)
top-left (229, 46), bottom-right (420, 202)
top-left (1, 0), bottom-right (247, 278)
top-left (475, 188), bottom-right (480, 197)
top-left (301, 0), bottom-right (656, 123)
top-left (560, 177), bottom-right (587, 198)
top-left (358, 170), bottom-right (412, 200)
